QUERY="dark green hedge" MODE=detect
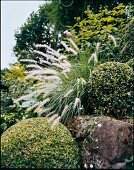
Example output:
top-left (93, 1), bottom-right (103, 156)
top-left (1, 117), bottom-right (80, 169)
top-left (88, 62), bottom-right (133, 118)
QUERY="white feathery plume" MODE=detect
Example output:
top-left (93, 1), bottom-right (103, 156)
top-left (108, 34), bottom-right (117, 47)
top-left (35, 44), bottom-right (56, 54)
top-left (19, 59), bottom-right (37, 64)
top-left (62, 68), bottom-right (71, 73)
top-left (43, 76), bottom-right (61, 81)
top-left (61, 105), bottom-right (69, 118)
top-left (93, 52), bottom-right (98, 63)
top-left (27, 75), bottom-right (47, 81)
top-left (16, 40), bottom-right (80, 123)
top-left (57, 49), bottom-right (62, 53)
top-left (35, 108), bottom-right (44, 114)
top-left (26, 64), bottom-right (44, 70)
top-left (48, 114), bottom-right (58, 122)
top-left (15, 89), bottom-right (45, 102)
top-left (44, 86), bottom-right (55, 93)
top-left (32, 85), bottom-right (46, 90)
top-left (68, 47), bottom-right (78, 55)
top-left (62, 60), bottom-right (72, 68)
top-left (33, 82), bottom-right (45, 87)
top-left (39, 59), bottom-right (52, 66)
top-left (17, 89), bottom-right (46, 103)
top-left (34, 89), bottom-right (48, 97)
top-left (47, 50), bottom-right (62, 58)
top-left (37, 98), bottom-right (50, 108)
top-left (68, 38), bottom-right (79, 51)
top-left (34, 50), bottom-right (58, 62)
top-left (25, 69), bottom-right (58, 80)
top-left (73, 98), bottom-right (81, 110)
top-left (24, 75), bottom-right (44, 81)
top-left (88, 52), bottom-right (98, 64)
top-left (34, 50), bottom-right (48, 60)
top-left (88, 53), bottom-right (94, 64)
top-left (52, 63), bottom-right (64, 69)
top-left (61, 41), bottom-right (70, 52)
top-left (51, 116), bottom-right (61, 129)
top-left (60, 63), bottom-right (71, 69)
top-left (46, 111), bottom-right (55, 117)
top-left (26, 102), bottom-right (40, 112)
top-left (64, 89), bottom-right (73, 97)
top-left (96, 42), bottom-right (101, 53)
top-left (58, 55), bottom-right (67, 60)
top-left (35, 43), bottom-right (61, 59)
top-left (61, 41), bottom-right (78, 55)
top-left (39, 108), bottom-right (52, 114)
top-left (15, 93), bottom-right (32, 102)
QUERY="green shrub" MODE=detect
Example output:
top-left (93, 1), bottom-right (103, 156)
top-left (1, 117), bottom-right (80, 169)
top-left (1, 64), bottom-right (37, 134)
top-left (71, 4), bottom-right (131, 48)
top-left (88, 62), bottom-right (133, 118)
top-left (118, 18), bottom-right (134, 62)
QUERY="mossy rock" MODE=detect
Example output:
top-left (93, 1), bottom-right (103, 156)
top-left (1, 117), bottom-right (80, 169)
top-left (88, 62), bottom-right (133, 118)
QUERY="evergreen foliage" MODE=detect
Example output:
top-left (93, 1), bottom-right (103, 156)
top-left (88, 62), bottom-right (133, 118)
top-left (1, 117), bottom-right (80, 168)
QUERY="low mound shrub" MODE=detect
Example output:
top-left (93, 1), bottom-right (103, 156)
top-left (1, 117), bottom-right (80, 169)
top-left (88, 62), bottom-right (133, 118)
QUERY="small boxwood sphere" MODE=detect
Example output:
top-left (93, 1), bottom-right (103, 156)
top-left (1, 117), bottom-right (80, 169)
top-left (88, 62), bottom-right (133, 117)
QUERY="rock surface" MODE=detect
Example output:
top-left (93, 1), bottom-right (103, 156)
top-left (67, 116), bottom-right (133, 169)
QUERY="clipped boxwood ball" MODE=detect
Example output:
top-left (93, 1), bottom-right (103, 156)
top-left (88, 62), bottom-right (133, 117)
top-left (1, 117), bottom-right (80, 169)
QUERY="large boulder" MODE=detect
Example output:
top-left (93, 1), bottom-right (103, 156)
top-left (67, 116), bottom-right (133, 169)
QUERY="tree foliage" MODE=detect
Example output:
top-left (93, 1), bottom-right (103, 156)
top-left (52, 0), bottom-right (134, 29)
top-left (70, 4), bottom-right (133, 47)
top-left (14, 0), bottom-right (134, 62)
top-left (13, 2), bottom-right (58, 61)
